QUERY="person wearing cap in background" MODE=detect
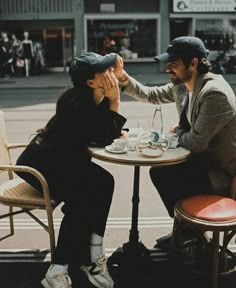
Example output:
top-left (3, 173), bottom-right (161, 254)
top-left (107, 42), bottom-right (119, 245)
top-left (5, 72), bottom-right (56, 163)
top-left (16, 52), bottom-right (127, 288)
top-left (114, 36), bottom-right (236, 248)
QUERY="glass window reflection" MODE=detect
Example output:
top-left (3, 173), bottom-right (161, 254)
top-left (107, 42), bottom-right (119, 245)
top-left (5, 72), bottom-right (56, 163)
top-left (87, 19), bottom-right (157, 59)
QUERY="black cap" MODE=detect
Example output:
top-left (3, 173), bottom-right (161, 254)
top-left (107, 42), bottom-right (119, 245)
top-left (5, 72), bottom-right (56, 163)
top-left (69, 52), bottom-right (117, 86)
top-left (155, 36), bottom-right (209, 63)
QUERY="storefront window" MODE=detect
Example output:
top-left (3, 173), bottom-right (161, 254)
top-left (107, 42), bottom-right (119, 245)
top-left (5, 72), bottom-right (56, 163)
top-left (195, 19), bottom-right (235, 51)
top-left (195, 19), bottom-right (224, 50)
top-left (229, 20), bottom-right (236, 48)
top-left (195, 19), bottom-right (236, 74)
top-left (86, 19), bottom-right (157, 60)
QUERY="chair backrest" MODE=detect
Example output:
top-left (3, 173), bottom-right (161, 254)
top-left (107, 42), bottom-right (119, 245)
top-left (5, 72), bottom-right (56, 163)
top-left (0, 111), bottom-right (11, 166)
top-left (231, 175), bottom-right (236, 200)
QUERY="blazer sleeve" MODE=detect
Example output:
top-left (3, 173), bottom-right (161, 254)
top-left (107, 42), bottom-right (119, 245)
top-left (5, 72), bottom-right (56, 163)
top-left (178, 91), bottom-right (236, 153)
top-left (122, 76), bottom-right (175, 104)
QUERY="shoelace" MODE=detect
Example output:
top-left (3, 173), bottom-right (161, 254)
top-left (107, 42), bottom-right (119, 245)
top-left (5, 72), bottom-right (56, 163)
top-left (95, 255), bottom-right (107, 274)
top-left (57, 273), bottom-right (72, 287)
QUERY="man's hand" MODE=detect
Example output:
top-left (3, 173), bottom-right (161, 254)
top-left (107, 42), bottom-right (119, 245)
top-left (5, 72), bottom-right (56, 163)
top-left (113, 55), bottom-right (127, 81)
top-left (169, 124), bottom-right (179, 133)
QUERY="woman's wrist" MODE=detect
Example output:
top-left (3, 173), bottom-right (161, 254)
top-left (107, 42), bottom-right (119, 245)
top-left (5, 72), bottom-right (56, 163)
top-left (109, 99), bottom-right (120, 112)
top-left (109, 98), bottom-right (120, 104)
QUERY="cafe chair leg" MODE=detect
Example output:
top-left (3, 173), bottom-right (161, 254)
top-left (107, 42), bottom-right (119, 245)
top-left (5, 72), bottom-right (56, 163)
top-left (211, 231), bottom-right (220, 288)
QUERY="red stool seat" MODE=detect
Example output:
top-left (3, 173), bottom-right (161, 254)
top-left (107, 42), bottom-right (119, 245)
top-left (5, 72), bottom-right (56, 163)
top-left (178, 194), bottom-right (236, 222)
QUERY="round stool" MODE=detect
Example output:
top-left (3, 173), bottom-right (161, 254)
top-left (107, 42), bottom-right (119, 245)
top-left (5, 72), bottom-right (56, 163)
top-left (172, 194), bottom-right (236, 288)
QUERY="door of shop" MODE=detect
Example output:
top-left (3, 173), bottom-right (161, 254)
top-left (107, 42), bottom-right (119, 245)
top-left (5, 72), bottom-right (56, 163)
top-left (170, 19), bottom-right (191, 40)
top-left (45, 29), bottom-right (63, 68)
top-left (44, 28), bottom-right (74, 70)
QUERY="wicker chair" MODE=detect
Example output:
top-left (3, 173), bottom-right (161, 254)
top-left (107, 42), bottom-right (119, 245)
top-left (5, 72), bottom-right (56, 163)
top-left (172, 176), bottom-right (236, 288)
top-left (0, 110), bottom-right (58, 259)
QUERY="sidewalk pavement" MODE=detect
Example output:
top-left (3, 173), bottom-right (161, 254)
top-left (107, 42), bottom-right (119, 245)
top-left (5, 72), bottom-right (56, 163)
top-left (0, 71), bottom-right (235, 89)
top-left (0, 72), bottom-right (169, 89)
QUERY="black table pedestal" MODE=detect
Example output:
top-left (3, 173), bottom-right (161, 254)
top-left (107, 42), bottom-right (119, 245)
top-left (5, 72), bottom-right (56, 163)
top-left (108, 166), bottom-right (154, 287)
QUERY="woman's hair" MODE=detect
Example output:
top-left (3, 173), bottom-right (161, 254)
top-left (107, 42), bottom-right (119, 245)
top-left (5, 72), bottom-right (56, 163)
top-left (70, 69), bottom-right (96, 87)
top-left (37, 82), bottom-right (95, 137)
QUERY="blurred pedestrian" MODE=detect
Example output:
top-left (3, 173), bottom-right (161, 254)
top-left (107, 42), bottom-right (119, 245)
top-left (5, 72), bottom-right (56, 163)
top-left (11, 33), bottom-right (23, 76)
top-left (32, 41), bottom-right (45, 75)
top-left (99, 34), bottom-right (118, 56)
top-left (0, 31), bottom-right (13, 77)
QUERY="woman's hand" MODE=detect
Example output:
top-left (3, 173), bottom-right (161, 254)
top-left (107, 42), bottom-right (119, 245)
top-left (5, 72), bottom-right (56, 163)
top-left (102, 70), bottom-right (120, 102)
top-left (102, 70), bottom-right (120, 112)
top-left (119, 130), bottom-right (128, 139)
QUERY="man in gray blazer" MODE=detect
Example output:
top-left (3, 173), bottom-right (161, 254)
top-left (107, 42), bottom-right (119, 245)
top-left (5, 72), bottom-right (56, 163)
top-left (114, 36), bottom-right (236, 246)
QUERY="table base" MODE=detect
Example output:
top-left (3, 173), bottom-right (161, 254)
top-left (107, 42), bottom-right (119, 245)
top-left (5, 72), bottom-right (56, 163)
top-left (108, 245), bottom-right (165, 288)
top-left (107, 246), bottom-right (236, 288)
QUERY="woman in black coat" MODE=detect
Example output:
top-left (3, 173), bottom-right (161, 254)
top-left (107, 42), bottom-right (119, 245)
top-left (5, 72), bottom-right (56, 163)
top-left (16, 52), bottom-right (126, 288)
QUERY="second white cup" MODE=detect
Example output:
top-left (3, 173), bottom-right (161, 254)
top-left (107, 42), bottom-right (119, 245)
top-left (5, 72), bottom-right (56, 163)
top-left (112, 139), bottom-right (127, 151)
top-left (165, 133), bottom-right (179, 149)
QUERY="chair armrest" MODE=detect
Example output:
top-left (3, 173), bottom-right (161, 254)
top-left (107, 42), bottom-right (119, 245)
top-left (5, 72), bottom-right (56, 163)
top-left (0, 164), bottom-right (52, 209)
top-left (7, 143), bottom-right (28, 149)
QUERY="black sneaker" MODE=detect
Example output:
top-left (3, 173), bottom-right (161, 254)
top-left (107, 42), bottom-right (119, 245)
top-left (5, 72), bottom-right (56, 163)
top-left (154, 232), bottom-right (173, 250)
top-left (154, 228), bottom-right (201, 251)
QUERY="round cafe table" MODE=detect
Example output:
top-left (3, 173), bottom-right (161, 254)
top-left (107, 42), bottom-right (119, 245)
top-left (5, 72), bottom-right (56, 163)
top-left (89, 146), bottom-right (191, 255)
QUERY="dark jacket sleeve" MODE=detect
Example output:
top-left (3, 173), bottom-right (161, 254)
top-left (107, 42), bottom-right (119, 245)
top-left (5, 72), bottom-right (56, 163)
top-left (42, 94), bottom-right (127, 148)
top-left (88, 98), bottom-right (127, 147)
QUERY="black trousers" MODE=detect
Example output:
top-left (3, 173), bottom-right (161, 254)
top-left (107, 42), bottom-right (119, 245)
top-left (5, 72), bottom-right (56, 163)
top-left (17, 145), bottom-right (114, 265)
top-left (52, 161), bottom-right (114, 265)
top-left (149, 156), bottom-right (213, 218)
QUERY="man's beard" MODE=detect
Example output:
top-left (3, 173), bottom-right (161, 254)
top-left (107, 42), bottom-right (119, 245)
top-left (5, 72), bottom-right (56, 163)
top-left (169, 69), bottom-right (192, 85)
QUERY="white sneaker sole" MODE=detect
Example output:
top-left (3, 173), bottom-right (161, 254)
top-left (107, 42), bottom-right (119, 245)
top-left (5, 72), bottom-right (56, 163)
top-left (80, 266), bottom-right (105, 288)
top-left (41, 278), bottom-right (52, 288)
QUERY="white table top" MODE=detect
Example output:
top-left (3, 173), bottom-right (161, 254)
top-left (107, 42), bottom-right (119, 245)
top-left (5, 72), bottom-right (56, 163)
top-left (89, 146), bottom-right (191, 167)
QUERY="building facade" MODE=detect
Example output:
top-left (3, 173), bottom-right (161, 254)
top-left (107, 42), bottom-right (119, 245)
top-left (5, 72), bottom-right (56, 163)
top-left (0, 0), bottom-right (235, 73)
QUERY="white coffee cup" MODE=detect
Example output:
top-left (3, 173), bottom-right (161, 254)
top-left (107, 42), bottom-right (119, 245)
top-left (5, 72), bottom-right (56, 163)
top-left (112, 139), bottom-right (127, 151)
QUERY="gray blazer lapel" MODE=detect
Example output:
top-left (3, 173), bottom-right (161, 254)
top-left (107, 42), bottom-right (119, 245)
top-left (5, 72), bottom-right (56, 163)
top-left (190, 74), bottom-right (207, 121)
top-left (178, 88), bottom-right (189, 115)
top-left (178, 89), bottom-right (190, 130)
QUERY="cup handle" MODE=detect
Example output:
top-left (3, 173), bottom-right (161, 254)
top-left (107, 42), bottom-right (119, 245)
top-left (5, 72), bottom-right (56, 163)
top-left (162, 139), bottom-right (168, 150)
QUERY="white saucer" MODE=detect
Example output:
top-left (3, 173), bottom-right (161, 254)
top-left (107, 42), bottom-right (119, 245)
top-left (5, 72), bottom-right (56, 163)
top-left (105, 145), bottom-right (127, 154)
top-left (141, 147), bottom-right (164, 157)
